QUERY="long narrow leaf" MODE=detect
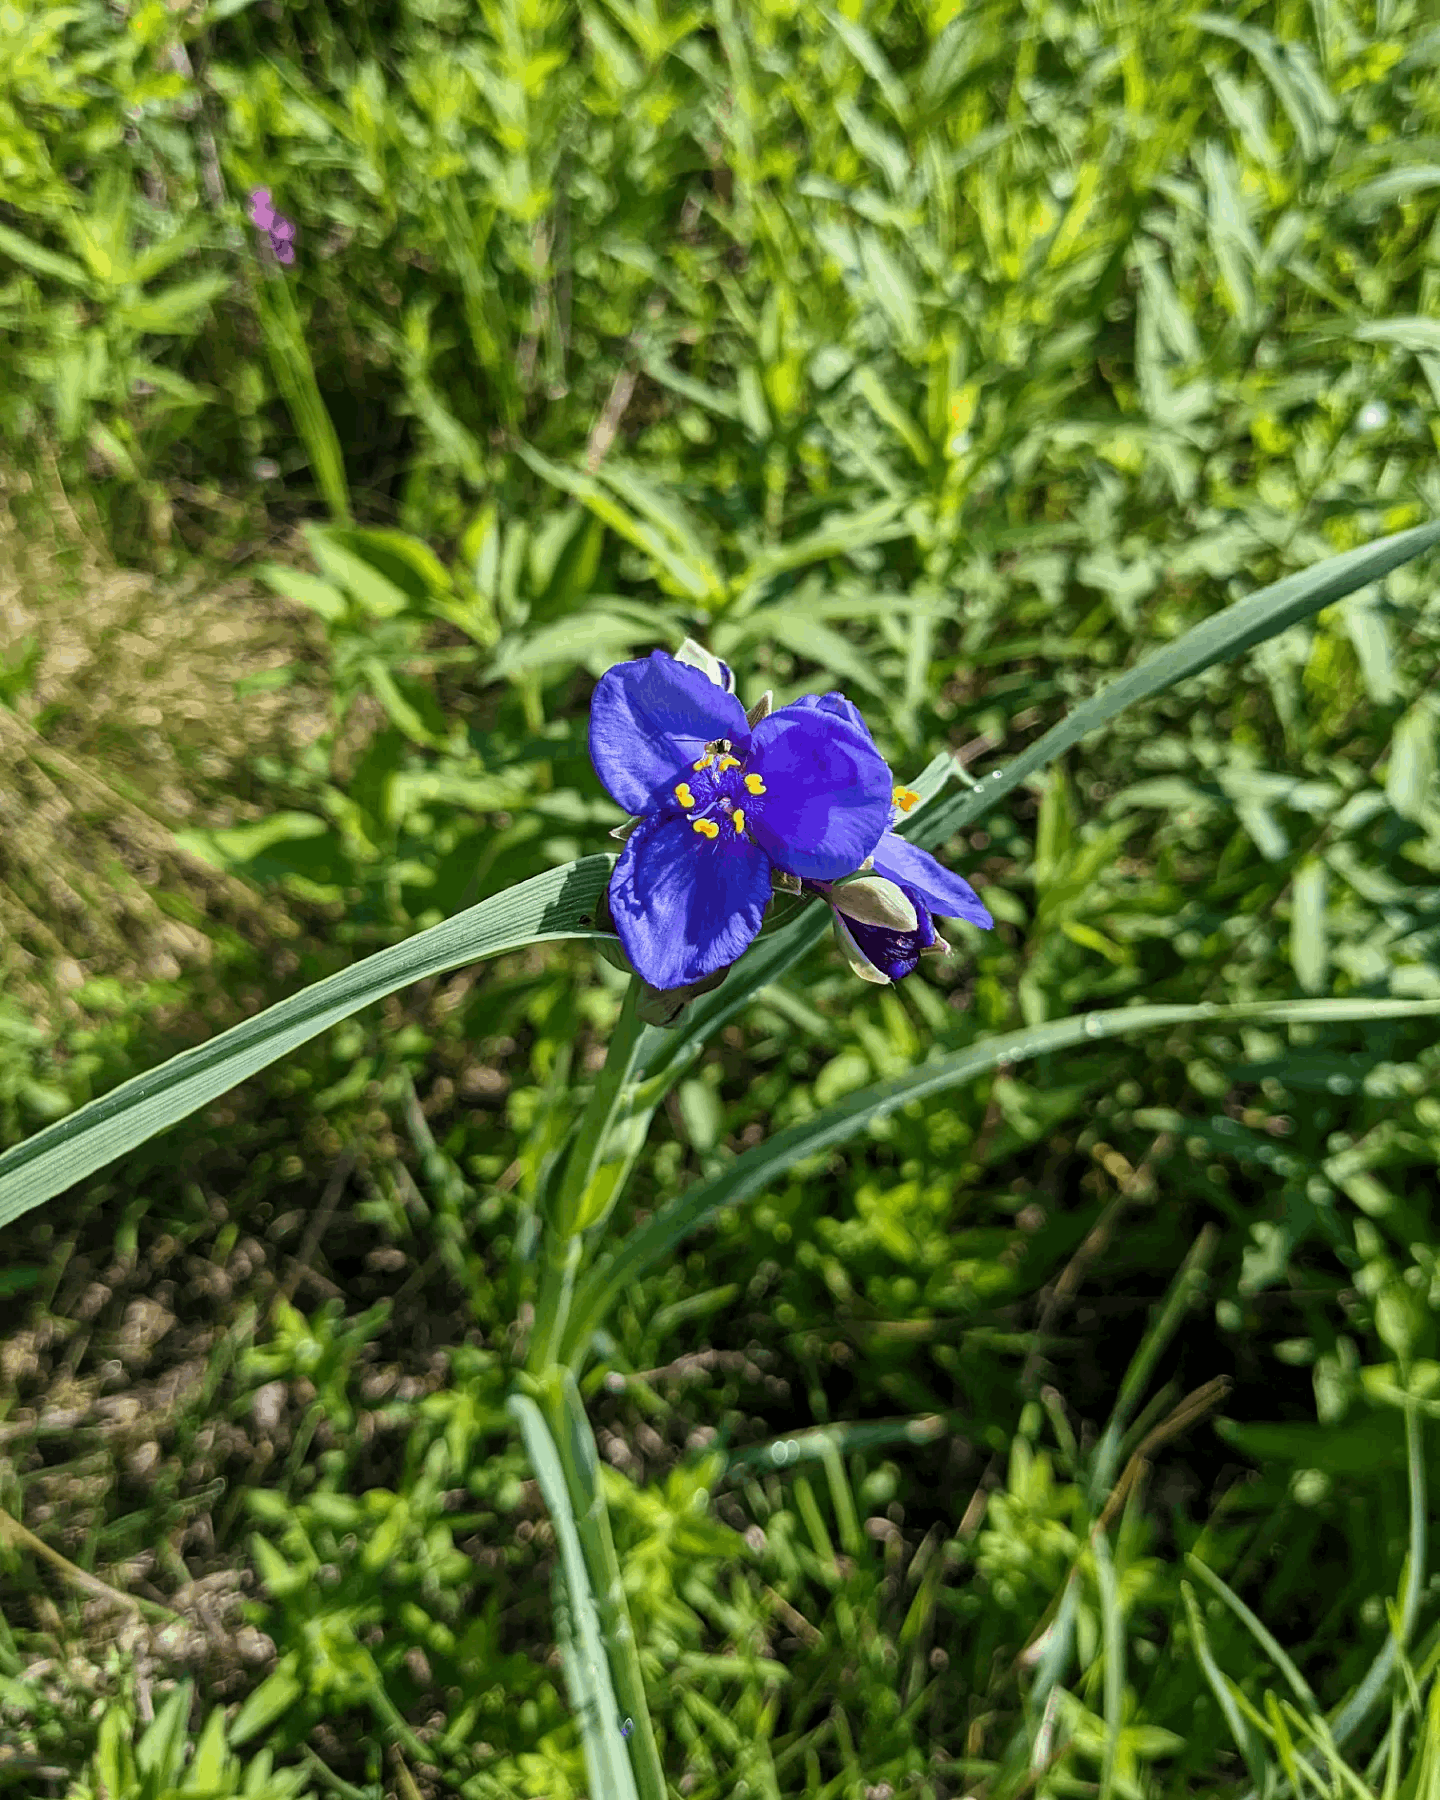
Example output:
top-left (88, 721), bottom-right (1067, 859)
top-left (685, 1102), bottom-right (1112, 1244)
top-left (1089, 1229), bottom-right (1221, 1501)
top-left (559, 996), bottom-right (1440, 1364)
top-left (1185, 1556), bottom-right (1319, 1711)
top-left (0, 220), bottom-right (90, 286)
top-left (552, 1371), bottom-right (667, 1800)
top-left (919, 521), bottom-right (1440, 844)
top-left (643, 526), bottom-right (1440, 1094)
top-left (0, 857), bottom-right (613, 1232)
top-left (507, 1392), bottom-right (641, 1800)
top-left (515, 443), bottom-right (725, 603)
top-left (1093, 1527), bottom-right (1124, 1800)
top-left (1328, 1403), bottom-right (1426, 1745)
top-left (253, 270), bottom-right (352, 523)
top-left (1181, 1582), bottom-right (1270, 1790)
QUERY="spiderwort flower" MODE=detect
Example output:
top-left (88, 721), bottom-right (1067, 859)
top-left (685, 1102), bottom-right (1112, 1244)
top-left (247, 187), bottom-right (296, 266)
top-left (590, 649), bottom-right (895, 990)
top-left (790, 692), bottom-right (994, 983)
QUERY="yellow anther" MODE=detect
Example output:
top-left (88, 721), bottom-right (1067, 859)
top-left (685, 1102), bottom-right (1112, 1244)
top-left (674, 781), bottom-right (695, 808)
top-left (743, 773), bottom-right (766, 795)
top-left (892, 786), bottom-right (920, 813)
top-left (732, 808), bottom-right (746, 834)
top-left (692, 818), bottom-right (720, 839)
top-left (716, 753), bottom-right (741, 771)
top-left (692, 752), bottom-right (713, 771)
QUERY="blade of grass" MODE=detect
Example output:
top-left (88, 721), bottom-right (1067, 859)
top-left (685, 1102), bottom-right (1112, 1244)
top-left (1363, 1625), bottom-right (1440, 1794)
top-left (1279, 1699), bottom-right (1373, 1800)
top-left (559, 996), bottom-right (1440, 1365)
top-left (0, 856), bottom-right (613, 1231)
top-left (917, 520), bottom-right (1440, 845)
top-left (1236, 1403), bottom-right (1427, 1799)
top-left (1089, 1229), bottom-right (1221, 1504)
top-left (719, 1412), bottom-right (960, 1478)
top-left (542, 1369), bottom-right (666, 1800)
top-left (641, 525), bottom-right (1440, 1101)
top-left (1028, 1574), bottom-right (1081, 1725)
top-left (1329, 1400), bottom-right (1427, 1744)
top-left (1181, 1581), bottom-right (1271, 1792)
top-left (1185, 1555), bottom-right (1319, 1711)
top-left (1092, 1526), bottom-right (1124, 1800)
top-left (507, 1390), bottom-right (642, 1800)
top-left (727, 496), bottom-right (914, 605)
top-left (514, 442), bottom-right (725, 603)
top-left (252, 268), bottom-right (352, 523)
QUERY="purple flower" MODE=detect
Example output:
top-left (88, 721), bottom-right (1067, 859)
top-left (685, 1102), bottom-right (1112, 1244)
top-left (789, 692), bottom-right (993, 984)
top-left (590, 651), bottom-right (894, 990)
top-left (247, 186), bottom-right (296, 265)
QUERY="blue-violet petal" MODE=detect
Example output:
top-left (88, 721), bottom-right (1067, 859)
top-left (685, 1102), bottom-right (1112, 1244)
top-left (590, 652), bottom-right (751, 815)
top-left (871, 831), bottom-right (993, 928)
top-left (746, 709), bottom-right (893, 881)
top-left (608, 809), bottom-right (773, 989)
top-left (785, 690), bottom-right (868, 736)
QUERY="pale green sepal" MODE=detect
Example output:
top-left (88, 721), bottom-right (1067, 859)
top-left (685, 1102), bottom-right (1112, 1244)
top-left (675, 638), bottom-right (733, 691)
top-left (771, 868), bottom-right (803, 895)
top-left (609, 816), bottom-right (641, 841)
top-left (833, 915), bottom-right (890, 985)
top-left (746, 690), bottom-right (773, 726)
top-left (829, 874), bottom-right (918, 931)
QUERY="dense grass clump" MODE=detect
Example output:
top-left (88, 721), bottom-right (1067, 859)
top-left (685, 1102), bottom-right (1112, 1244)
top-left (3, 0), bottom-right (1440, 1795)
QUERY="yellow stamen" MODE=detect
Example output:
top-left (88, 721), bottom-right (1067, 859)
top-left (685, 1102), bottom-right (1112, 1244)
top-left (716, 753), bottom-right (741, 771)
top-left (674, 781), bottom-right (695, 808)
top-left (733, 808), bottom-right (746, 834)
top-left (892, 786), bottom-right (920, 813)
top-left (692, 752), bottom-right (713, 771)
top-left (692, 818), bottom-right (720, 839)
top-left (744, 773), bottom-right (766, 795)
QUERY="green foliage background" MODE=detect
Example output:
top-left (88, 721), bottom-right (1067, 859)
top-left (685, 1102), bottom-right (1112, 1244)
top-left (2, 0), bottom-right (1440, 1794)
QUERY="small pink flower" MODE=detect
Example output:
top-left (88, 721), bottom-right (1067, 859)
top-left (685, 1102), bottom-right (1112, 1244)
top-left (246, 187), bottom-right (297, 266)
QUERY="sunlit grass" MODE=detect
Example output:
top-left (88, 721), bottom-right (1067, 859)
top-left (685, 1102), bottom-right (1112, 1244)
top-left (2, 0), bottom-right (1440, 1793)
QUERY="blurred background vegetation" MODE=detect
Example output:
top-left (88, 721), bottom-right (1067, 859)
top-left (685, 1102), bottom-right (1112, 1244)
top-left (2, 0), bottom-right (1440, 1792)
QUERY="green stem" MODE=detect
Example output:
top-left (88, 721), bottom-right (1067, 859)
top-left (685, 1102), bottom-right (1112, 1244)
top-left (517, 980), bottom-right (667, 1793)
top-left (252, 267), bottom-right (352, 524)
top-left (529, 1232), bottom-right (584, 1377)
top-left (543, 1368), bottom-right (668, 1800)
top-left (528, 977), bottom-right (646, 1371)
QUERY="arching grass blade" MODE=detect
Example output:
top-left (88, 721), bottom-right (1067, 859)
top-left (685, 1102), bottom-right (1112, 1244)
top-left (0, 856), bottom-right (613, 1232)
top-left (560, 996), bottom-right (1440, 1365)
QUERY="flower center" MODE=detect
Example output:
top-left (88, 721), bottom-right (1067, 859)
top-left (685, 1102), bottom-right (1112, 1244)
top-left (672, 739), bottom-right (766, 842)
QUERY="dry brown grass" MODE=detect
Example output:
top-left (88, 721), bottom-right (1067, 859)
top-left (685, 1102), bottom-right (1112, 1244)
top-left (0, 464), bottom-right (326, 1037)
top-left (0, 466), bottom-right (350, 1764)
